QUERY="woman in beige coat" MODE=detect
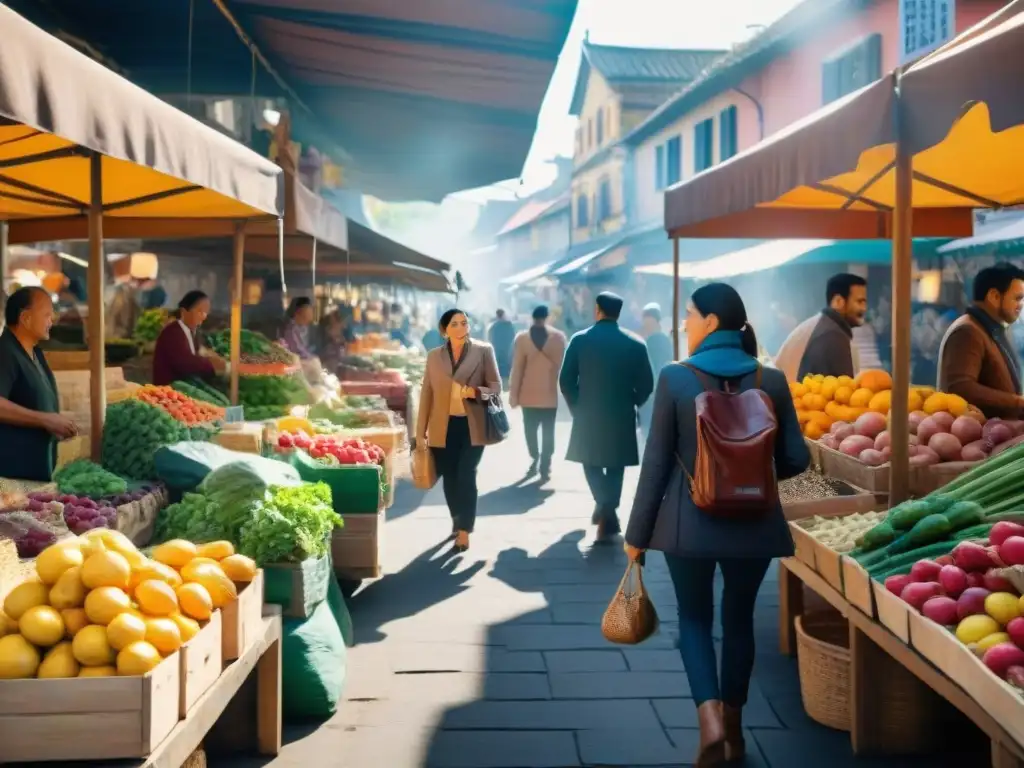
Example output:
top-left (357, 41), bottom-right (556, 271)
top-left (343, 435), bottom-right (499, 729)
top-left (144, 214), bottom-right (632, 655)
top-left (508, 305), bottom-right (566, 481)
top-left (416, 308), bottom-right (502, 551)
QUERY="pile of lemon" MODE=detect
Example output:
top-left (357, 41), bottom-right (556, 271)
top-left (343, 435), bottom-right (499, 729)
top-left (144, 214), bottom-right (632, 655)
top-left (0, 530), bottom-right (255, 679)
top-left (791, 368), bottom-right (971, 440)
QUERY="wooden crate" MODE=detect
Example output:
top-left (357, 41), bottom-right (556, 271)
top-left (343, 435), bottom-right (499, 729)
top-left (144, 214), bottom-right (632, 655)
top-left (842, 556), bottom-right (875, 618)
top-left (332, 508), bottom-right (385, 580)
top-left (0, 652), bottom-right (180, 761)
top-left (180, 611), bottom-right (223, 717)
top-left (222, 569), bottom-right (265, 661)
top-left (872, 579), bottom-right (910, 643)
top-left (909, 460), bottom-right (980, 495)
top-left (816, 443), bottom-right (889, 493)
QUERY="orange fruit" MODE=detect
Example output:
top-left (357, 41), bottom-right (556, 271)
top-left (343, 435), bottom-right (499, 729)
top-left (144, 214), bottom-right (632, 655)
top-left (176, 583), bottom-right (213, 621)
top-left (135, 580), bottom-right (178, 617)
top-left (143, 617), bottom-right (182, 655)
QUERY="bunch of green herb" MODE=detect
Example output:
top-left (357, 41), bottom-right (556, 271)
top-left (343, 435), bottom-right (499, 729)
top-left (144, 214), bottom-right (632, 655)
top-left (238, 482), bottom-right (340, 565)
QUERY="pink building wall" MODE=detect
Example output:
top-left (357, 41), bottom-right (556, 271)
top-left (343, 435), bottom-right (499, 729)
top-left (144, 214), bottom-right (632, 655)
top-left (734, 0), bottom-right (1006, 148)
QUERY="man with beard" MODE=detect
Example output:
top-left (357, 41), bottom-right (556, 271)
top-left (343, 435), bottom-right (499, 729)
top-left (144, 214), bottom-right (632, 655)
top-left (775, 273), bottom-right (867, 380)
top-left (939, 262), bottom-right (1024, 419)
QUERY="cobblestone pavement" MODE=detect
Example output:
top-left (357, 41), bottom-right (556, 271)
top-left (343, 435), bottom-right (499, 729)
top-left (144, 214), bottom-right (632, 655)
top-left (229, 419), bottom-right (985, 767)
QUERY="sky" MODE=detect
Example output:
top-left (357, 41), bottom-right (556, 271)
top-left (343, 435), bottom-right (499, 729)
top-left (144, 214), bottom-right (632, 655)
top-left (452, 0), bottom-right (804, 204)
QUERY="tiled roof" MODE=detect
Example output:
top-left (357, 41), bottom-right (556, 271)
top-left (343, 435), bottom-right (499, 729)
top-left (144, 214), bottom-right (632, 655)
top-left (497, 193), bottom-right (570, 237)
top-left (585, 43), bottom-right (725, 82)
top-left (570, 42), bottom-right (726, 115)
top-left (621, 0), bottom-right (859, 146)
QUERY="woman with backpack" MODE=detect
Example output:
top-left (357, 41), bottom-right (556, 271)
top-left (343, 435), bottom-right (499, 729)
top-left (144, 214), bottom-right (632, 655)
top-left (624, 283), bottom-right (809, 767)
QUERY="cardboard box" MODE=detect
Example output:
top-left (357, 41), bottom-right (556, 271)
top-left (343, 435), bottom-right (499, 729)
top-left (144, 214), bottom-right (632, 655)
top-left (332, 508), bottom-right (385, 579)
top-left (842, 556), bottom-right (875, 618)
top-left (872, 579), bottom-right (910, 643)
top-left (179, 611), bottom-right (223, 717)
top-left (0, 652), bottom-right (180, 761)
top-left (222, 569), bottom-right (264, 661)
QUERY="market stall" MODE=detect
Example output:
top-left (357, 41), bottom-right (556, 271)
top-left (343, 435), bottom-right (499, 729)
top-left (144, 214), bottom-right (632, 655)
top-left (658, 2), bottom-right (1024, 763)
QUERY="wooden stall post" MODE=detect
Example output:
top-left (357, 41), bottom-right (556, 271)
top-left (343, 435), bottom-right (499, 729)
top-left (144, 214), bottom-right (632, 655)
top-left (889, 83), bottom-right (913, 505)
top-left (672, 235), bottom-right (680, 360)
top-left (0, 221), bottom-right (8, 288)
top-left (311, 236), bottom-right (318, 322)
top-left (229, 224), bottom-right (246, 406)
top-left (87, 152), bottom-right (106, 459)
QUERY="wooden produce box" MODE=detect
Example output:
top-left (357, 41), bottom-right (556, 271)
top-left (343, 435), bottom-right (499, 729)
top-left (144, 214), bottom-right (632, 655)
top-left (909, 460), bottom-right (980, 496)
top-left (872, 578), bottom-right (911, 643)
top-left (213, 422), bottom-right (264, 454)
top-left (180, 611), bottom-right (223, 717)
top-left (0, 652), bottom-right (180, 762)
top-left (814, 443), bottom-right (889, 493)
top-left (842, 556), bottom-right (876, 618)
top-left (332, 508), bottom-right (385, 581)
top-left (222, 569), bottom-right (265, 661)
top-left (803, 436), bottom-right (822, 467)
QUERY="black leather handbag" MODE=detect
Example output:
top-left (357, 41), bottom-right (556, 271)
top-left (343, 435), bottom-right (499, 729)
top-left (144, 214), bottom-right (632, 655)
top-left (483, 393), bottom-right (510, 443)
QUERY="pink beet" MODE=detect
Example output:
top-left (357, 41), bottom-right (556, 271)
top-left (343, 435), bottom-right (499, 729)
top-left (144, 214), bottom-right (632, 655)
top-left (966, 572), bottom-right (987, 589)
top-left (921, 596), bottom-right (959, 626)
top-left (953, 541), bottom-right (998, 572)
top-left (884, 574), bottom-right (915, 597)
top-left (957, 586), bottom-right (992, 621)
top-left (983, 569), bottom-right (1017, 594)
top-left (1007, 617), bottom-right (1024, 648)
top-left (901, 581), bottom-right (943, 610)
top-left (990, 521), bottom-right (1024, 548)
top-left (939, 565), bottom-right (969, 599)
top-left (910, 559), bottom-right (942, 583)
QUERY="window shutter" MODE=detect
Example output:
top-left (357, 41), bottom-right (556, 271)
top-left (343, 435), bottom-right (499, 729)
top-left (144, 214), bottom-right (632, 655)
top-left (822, 58), bottom-right (840, 104)
top-left (864, 33), bottom-right (882, 82)
top-left (666, 136), bottom-right (681, 186)
top-left (693, 124), bottom-right (703, 173)
top-left (719, 106), bottom-right (737, 161)
top-left (655, 145), bottom-right (665, 190)
top-left (596, 108), bottom-right (604, 145)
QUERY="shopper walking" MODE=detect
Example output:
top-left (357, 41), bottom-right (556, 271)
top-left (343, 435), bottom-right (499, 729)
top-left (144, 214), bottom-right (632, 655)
top-left (624, 283), bottom-right (809, 766)
top-left (560, 291), bottom-right (654, 540)
top-left (416, 308), bottom-right (503, 552)
top-left (487, 308), bottom-right (516, 385)
top-left (508, 305), bottom-right (566, 481)
top-left (639, 302), bottom-right (674, 439)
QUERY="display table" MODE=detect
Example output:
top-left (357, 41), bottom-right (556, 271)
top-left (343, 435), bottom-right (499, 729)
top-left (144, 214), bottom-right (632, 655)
top-left (780, 557), bottom-right (1024, 766)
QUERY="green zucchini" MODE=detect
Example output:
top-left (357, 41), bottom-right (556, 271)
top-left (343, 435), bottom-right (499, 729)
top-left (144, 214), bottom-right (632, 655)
top-left (889, 499), bottom-right (935, 530)
top-left (943, 500), bottom-right (983, 530)
top-left (859, 521), bottom-right (897, 552)
top-left (886, 514), bottom-right (953, 556)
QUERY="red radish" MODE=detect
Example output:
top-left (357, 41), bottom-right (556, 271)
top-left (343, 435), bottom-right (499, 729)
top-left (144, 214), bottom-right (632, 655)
top-left (1006, 617), bottom-right (1024, 648)
top-left (938, 565), bottom-right (968, 598)
top-left (953, 541), bottom-right (998, 572)
top-left (951, 416), bottom-right (984, 445)
top-left (966, 572), bottom-right (987, 589)
top-left (839, 435), bottom-right (874, 457)
top-left (901, 581), bottom-right (943, 610)
top-left (854, 412), bottom-right (887, 439)
top-left (935, 555), bottom-right (955, 567)
top-left (928, 432), bottom-right (963, 461)
top-left (858, 448), bottom-right (887, 466)
top-left (910, 559), bottom-right (943, 583)
top-left (910, 447), bottom-right (941, 466)
top-left (960, 440), bottom-right (990, 462)
top-left (931, 412), bottom-right (956, 431)
top-left (922, 596), bottom-right (959, 626)
top-left (983, 569), bottom-right (1016, 593)
top-left (874, 431), bottom-right (891, 451)
top-left (957, 587), bottom-right (992, 620)
top-left (991, 522), bottom-right (1024, 548)
top-left (1007, 666), bottom-right (1024, 691)
top-left (908, 410), bottom-right (928, 434)
top-left (999, 537), bottom-right (1024, 567)
top-left (884, 574), bottom-right (915, 596)
top-left (916, 416), bottom-right (941, 445)
top-left (983, 643), bottom-right (1024, 680)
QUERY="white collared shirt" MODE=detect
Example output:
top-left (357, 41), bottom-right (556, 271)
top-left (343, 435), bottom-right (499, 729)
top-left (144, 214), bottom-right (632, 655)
top-left (178, 320), bottom-right (196, 356)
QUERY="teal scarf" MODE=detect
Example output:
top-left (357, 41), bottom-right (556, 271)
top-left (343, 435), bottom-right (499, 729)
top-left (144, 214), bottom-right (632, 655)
top-left (686, 330), bottom-right (759, 379)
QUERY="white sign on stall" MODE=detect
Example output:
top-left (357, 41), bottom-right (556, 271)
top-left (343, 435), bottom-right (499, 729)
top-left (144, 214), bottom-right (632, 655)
top-left (899, 0), bottom-right (955, 65)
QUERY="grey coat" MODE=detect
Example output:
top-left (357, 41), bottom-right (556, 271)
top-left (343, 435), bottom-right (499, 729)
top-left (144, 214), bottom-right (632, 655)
top-left (559, 319), bottom-right (654, 467)
top-left (625, 363), bottom-right (810, 559)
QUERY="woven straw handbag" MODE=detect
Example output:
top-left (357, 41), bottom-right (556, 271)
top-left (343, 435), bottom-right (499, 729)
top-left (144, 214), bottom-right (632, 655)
top-left (601, 561), bottom-right (659, 645)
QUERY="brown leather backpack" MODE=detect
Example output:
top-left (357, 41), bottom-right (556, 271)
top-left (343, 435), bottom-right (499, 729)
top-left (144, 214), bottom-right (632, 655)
top-left (678, 363), bottom-right (779, 517)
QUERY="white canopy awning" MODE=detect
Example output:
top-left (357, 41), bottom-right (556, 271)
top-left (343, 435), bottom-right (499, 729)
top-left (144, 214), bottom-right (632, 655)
top-left (500, 259), bottom-right (557, 287)
top-left (938, 215), bottom-right (1024, 254)
top-left (637, 239), bottom-right (836, 280)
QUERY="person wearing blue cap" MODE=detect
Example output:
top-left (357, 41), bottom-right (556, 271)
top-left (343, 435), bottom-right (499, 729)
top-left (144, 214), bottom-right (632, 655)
top-left (559, 290), bottom-right (654, 540)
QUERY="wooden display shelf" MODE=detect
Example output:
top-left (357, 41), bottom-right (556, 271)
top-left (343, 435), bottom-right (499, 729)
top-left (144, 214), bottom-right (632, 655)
top-left (779, 557), bottom-right (1024, 766)
top-left (5, 607), bottom-right (282, 768)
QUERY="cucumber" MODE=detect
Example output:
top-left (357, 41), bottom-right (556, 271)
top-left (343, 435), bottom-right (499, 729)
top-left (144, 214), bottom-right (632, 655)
top-left (943, 500), bottom-right (984, 530)
top-left (886, 514), bottom-right (953, 556)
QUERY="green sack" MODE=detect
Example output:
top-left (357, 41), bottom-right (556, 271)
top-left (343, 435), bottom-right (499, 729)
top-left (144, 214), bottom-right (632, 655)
top-left (154, 441), bottom-right (300, 493)
top-left (282, 597), bottom-right (347, 720)
top-left (327, 574), bottom-right (355, 647)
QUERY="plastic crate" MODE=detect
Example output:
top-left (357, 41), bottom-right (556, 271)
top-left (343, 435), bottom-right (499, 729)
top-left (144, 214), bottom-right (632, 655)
top-left (289, 450), bottom-right (382, 514)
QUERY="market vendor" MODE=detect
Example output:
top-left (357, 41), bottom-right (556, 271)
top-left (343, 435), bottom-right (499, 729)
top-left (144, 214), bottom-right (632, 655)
top-left (938, 262), bottom-right (1024, 419)
top-left (280, 296), bottom-right (316, 360)
top-left (152, 290), bottom-right (223, 386)
top-left (0, 287), bottom-right (78, 481)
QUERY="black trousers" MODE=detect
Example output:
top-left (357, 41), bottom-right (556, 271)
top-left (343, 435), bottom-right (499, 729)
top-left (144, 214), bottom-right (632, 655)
top-left (430, 416), bottom-right (485, 533)
top-left (522, 407), bottom-right (556, 470)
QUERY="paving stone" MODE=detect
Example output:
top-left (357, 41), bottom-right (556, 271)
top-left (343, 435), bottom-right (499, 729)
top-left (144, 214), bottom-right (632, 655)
top-left (549, 671), bottom-right (690, 699)
top-left (544, 650), bottom-right (627, 672)
top-left (664, 729), bottom-right (772, 767)
top-left (547, 583), bottom-right (625, 603)
top-left (444, 699), bottom-right (661, 730)
top-left (550, 601), bottom-right (608, 624)
top-left (491, 623), bottom-right (675, 651)
top-left (425, 731), bottom-right (580, 767)
top-left (489, 651), bottom-right (547, 673)
top-left (651, 683), bottom-right (781, 729)
top-left (622, 649), bottom-right (685, 672)
top-left (576, 728), bottom-right (689, 766)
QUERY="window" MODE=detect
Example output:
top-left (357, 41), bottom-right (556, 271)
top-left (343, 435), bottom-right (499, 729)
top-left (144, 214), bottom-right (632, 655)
top-left (719, 105), bottom-right (738, 161)
top-left (575, 127), bottom-right (582, 156)
top-left (655, 145), bottom-right (666, 190)
top-left (576, 195), bottom-right (589, 228)
top-left (822, 33), bottom-right (882, 104)
top-left (587, 119), bottom-right (593, 149)
top-left (598, 179), bottom-right (612, 221)
top-left (596, 108), bottom-right (604, 145)
top-left (666, 136), bottom-right (682, 186)
top-left (694, 118), bottom-right (714, 173)
top-left (606, 107), bottom-right (612, 141)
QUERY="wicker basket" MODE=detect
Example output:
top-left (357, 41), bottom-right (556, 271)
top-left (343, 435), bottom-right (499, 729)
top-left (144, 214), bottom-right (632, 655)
top-left (795, 611), bottom-right (851, 731)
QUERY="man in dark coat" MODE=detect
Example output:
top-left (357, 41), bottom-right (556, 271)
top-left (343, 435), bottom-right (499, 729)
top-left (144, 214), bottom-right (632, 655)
top-left (639, 302), bottom-right (674, 439)
top-left (560, 291), bottom-right (654, 539)
top-left (487, 308), bottom-right (516, 383)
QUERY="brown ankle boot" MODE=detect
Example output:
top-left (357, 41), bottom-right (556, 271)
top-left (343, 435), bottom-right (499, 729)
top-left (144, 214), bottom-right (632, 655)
top-left (723, 704), bottom-right (745, 760)
top-left (695, 700), bottom-right (726, 767)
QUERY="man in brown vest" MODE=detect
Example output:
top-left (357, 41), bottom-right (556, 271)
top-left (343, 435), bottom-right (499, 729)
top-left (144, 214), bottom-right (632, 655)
top-left (938, 262), bottom-right (1024, 419)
